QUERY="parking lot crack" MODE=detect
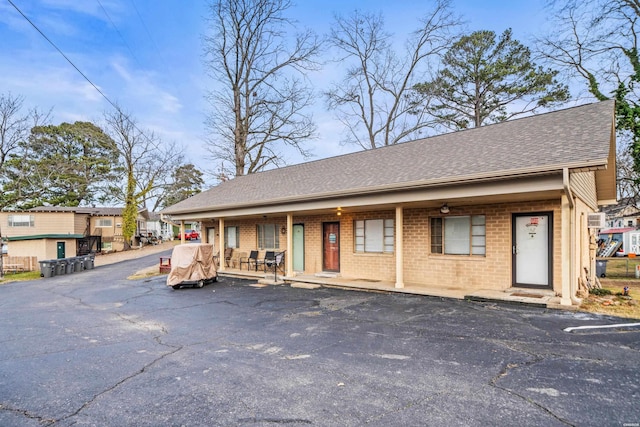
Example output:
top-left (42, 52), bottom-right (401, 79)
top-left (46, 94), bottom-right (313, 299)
top-left (489, 355), bottom-right (575, 426)
top-left (58, 345), bottom-right (184, 423)
top-left (0, 403), bottom-right (56, 426)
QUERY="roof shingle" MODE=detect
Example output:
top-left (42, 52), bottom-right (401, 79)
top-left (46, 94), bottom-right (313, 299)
top-left (163, 101), bottom-right (614, 215)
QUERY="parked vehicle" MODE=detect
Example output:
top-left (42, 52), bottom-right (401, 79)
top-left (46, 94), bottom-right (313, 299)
top-left (177, 229), bottom-right (199, 240)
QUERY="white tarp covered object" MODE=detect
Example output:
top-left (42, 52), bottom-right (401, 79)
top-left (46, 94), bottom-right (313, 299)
top-left (166, 243), bottom-right (217, 288)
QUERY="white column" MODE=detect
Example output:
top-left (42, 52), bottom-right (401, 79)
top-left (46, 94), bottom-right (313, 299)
top-left (218, 218), bottom-right (225, 272)
top-left (395, 206), bottom-right (404, 289)
top-left (287, 214), bottom-right (293, 277)
top-left (180, 220), bottom-right (185, 244)
top-left (560, 194), bottom-right (572, 305)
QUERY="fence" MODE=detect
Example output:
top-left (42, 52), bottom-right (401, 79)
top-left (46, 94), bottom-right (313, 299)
top-left (2, 255), bottom-right (38, 273)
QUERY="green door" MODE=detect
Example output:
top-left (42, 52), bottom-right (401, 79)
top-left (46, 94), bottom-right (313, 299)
top-left (57, 242), bottom-right (65, 259)
top-left (292, 224), bottom-right (304, 272)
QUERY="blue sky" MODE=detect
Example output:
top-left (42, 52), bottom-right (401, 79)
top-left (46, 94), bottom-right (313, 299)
top-left (1, 0), bottom-right (552, 185)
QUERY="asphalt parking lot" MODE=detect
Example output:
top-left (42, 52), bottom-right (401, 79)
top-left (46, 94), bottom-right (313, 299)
top-left (0, 251), bottom-right (639, 426)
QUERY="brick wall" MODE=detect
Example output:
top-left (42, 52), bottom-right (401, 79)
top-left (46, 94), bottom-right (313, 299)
top-left (204, 198), bottom-right (563, 293)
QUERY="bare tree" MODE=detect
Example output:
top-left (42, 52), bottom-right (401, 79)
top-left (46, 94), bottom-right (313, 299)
top-left (0, 93), bottom-right (50, 174)
top-left (537, 0), bottom-right (640, 175)
top-left (0, 93), bottom-right (28, 173)
top-left (325, 0), bottom-right (459, 150)
top-left (0, 93), bottom-right (51, 209)
top-left (203, 0), bottom-right (322, 178)
top-left (134, 141), bottom-right (183, 212)
top-left (104, 107), bottom-right (163, 248)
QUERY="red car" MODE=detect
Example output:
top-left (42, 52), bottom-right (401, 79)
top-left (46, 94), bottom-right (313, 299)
top-left (177, 229), bottom-right (199, 240)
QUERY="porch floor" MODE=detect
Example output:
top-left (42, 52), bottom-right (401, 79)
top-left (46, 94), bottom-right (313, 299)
top-left (217, 266), bottom-right (568, 310)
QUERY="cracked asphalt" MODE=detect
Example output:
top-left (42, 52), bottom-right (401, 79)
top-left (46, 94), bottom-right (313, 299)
top-left (0, 250), bottom-right (639, 426)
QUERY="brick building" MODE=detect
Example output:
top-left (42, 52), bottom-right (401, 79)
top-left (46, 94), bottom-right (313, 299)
top-left (162, 101), bottom-right (616, 307)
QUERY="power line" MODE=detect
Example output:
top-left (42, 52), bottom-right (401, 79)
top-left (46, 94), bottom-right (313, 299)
top-left (96, 0), bottom-right (145, 71)
top-left (6, 0), bottom-right (159, 146)
top-left (6, 0), bottom-right (120, 113)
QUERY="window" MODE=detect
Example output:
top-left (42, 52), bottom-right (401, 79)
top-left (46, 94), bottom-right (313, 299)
top-left (96, 218), bottom-right (113, 227)
top-left (8, 214), bottom-right (34, 227)
top-left (430, 215), bottom-right (485, 255)
top-left (354, 219), bottom-right (394, 253)
top-left (225, 226), bottom-right (240, 248)
top-left (257, 224), bottom-right (280, 249)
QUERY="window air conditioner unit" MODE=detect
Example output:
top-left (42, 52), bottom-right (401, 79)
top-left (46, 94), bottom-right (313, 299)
top-left (587, 212), bottom-right (606, 229)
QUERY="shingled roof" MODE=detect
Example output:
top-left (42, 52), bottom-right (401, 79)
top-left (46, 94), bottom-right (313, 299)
top-left (162, 101), bottom-right (615, 215)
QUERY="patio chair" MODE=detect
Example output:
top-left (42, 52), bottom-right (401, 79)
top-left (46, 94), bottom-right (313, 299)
top-left (224, 247), bottom-right (233, 267)
top-left (265, 251), bottom-right (285, 275)
top-left (257, 251), bottom-right (275, 272)
top-left (239, 250), bottom-right (259, 271)
top-left (213, 251), bottom-right (220, 267)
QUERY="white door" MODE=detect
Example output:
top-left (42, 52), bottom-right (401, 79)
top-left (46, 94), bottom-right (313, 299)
top-left (207, 228), bottom-right (216, 249)
top-left (513, 213), bottom-right (551, 288)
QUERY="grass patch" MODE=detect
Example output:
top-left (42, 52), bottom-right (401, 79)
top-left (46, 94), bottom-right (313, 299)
top-left (580, 279), bottom-right (640, 320)
top-left (600, 258), bottom-right (640, 278)
top-left (0, 271), bottom-right (42, 284)
top-left (127, 265), bottom-right (166, 280)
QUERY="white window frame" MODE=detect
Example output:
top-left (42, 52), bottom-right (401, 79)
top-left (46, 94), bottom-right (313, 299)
top-left (430, 215), bottom-right (486, 256)
top-left (225, 226), bottom-right (240, 248)
top-left (354, 219), bottom-right (394, 253)
top-left (8, 214), bottom-right (34, 227)
top-left (257, 224), bottom-right (280, 250)
top-left (96, 218), bottom-right (113, 228)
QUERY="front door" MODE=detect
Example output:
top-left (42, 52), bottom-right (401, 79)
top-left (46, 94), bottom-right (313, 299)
top-left (207, 227), bottom-right (216, 248)
top-left (57, 242), bottom-right (65, 259)
top-left (512, 213), bottom-right (553, 288)
top-left (293, 224), bottom-right (305, 272)
top-left (322, 222), bottom-right (340, 272)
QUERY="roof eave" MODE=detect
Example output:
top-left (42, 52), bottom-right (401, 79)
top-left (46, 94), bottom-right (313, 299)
top-left (164, 161), bottom-right (607, 217)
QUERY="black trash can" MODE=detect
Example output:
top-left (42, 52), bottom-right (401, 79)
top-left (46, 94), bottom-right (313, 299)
top-left (596, 260), bottom-right (607, 278)
top-left (39, 260), bottom-right (55, 278)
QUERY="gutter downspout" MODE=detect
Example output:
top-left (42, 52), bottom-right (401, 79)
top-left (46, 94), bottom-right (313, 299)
top-left (563, 168), bottom-right (582, 306)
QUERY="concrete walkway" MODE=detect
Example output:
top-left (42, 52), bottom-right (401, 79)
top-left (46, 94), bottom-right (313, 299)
top-left (217, 266), bottom-right (566, 310)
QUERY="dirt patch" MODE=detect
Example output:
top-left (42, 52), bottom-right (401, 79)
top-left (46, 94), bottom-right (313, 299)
top-left (580, 279), bottom-right (640, 320)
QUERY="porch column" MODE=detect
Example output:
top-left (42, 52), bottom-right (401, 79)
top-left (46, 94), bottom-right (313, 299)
top-left (560, 194), bottom-right (572, 306)
top-left (218, 218), bottom-right (225, 272)
top-left (395, 206), bottom-right (404, 289)
top-left (180, 220), bottom-right (185, 244)
top-left (286, 214), bottom-right (293, 277)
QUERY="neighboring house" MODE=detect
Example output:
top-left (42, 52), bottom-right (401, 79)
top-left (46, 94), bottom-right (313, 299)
top-left (603, 200), bottom-right (640, 228)
top-left (146, 211), bottom-right (174, 240)
top-left (0, 207), bottom-right (150, 261)
top-left (161, 101), bottom-right (617, 307)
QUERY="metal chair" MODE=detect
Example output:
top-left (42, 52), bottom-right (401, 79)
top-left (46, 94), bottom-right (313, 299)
top-left (239, 250), bottom-right (259, 270)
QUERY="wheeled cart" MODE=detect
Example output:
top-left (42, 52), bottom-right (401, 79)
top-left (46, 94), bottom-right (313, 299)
top-left (166, 243), bottom-right (218, 290)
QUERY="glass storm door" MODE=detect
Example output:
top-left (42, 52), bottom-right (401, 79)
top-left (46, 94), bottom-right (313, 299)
top-left (512, 213), bottom-right (552, 288)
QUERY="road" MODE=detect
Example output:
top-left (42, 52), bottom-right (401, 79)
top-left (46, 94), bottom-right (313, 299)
top-left (0, 249), bottom-right (638, 426)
